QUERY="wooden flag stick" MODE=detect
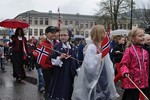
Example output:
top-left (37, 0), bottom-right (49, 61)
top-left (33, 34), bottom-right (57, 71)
top-left (40, 44), bottom-right (82, 62)
top-left (51, 47), bottom-right (82, 62)
top-left (127, 75), bottom-right (149, 100)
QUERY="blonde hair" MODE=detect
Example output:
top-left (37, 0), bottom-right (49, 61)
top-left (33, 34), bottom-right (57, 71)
top-left (60, 28), bottom-right (68, 35)
top-left (0, 40), bottom-right (4, 46)
top-left (39, 35), bottom-right (46, 42)
top-left (144, 34), bottom-right (150, 44)
top-left (126, 28), bottom-right (144, 47)
top-left (90, 25), bottom-right (106, 44)
top-left (144, 34), bottom-right (150, 39)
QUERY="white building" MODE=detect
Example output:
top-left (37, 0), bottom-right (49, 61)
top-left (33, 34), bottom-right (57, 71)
top-left (15, 10), bottom-right (98, 39)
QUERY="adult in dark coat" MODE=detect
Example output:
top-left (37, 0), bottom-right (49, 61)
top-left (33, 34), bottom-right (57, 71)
top-left (77, 39), bottom-right (86, 65)
top-left (48, 28), bottom-right (79, 100)
top-left (9, 27), bottom-right (29, 82)
top-left (111, 36), bottom-right (125, 83)
top-left (142, 34), bottom-right (150, 100)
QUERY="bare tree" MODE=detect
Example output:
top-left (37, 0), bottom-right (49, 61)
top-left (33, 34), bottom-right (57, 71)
top-left (96, 0), bottom-right (131, 30)
top-left (133, 1), bottom-right (150, 29)
top-left (95, 15), bottom-right (110, 31)
top-left (141, 2), bottom-right (150, 33)
top-left (141, 2), bottom-right (150, 26)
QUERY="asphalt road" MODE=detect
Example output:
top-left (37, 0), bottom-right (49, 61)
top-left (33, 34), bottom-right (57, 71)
top-left (0, 61), bottom-right (123, 100)
top-left (0, 61), bottom-right (44, 100)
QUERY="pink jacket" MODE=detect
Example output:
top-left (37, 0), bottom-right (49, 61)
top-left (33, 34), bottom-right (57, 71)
top-left (120, 45), bottom-right (149, 89)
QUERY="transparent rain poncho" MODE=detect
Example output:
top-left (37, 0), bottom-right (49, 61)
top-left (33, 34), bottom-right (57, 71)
top-left (72, 44), bottom-right (119, 100)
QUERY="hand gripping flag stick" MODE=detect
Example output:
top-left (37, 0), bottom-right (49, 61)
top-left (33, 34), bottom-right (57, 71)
top-left (127, 75), bottom-right (149, 100)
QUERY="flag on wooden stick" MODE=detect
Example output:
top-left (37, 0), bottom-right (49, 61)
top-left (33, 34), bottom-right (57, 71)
top-left (101, 26), bottom-right (110, 58)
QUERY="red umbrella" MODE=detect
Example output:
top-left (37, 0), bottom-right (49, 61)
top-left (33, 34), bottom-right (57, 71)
top-left (0, 19), bottom-right (29, 29)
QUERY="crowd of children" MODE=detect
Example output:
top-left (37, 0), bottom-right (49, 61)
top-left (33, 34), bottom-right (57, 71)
top-left (1, 25), bottom-right (150, 100)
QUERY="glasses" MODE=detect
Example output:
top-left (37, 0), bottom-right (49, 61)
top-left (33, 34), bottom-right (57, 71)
top-left (60, 34), bottom-right (68, 36)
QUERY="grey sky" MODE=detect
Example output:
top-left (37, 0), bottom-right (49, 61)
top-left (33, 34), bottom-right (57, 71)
top-left (0, 0), bottom-right (149, 20)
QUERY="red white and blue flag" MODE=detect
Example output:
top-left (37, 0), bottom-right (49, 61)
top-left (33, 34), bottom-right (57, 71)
top-left (36, 46), bottom-right (49, 64)
top-left (101, 26), bottom-right (110, 58)
top-left (33, 44), bottom-right (51, 66)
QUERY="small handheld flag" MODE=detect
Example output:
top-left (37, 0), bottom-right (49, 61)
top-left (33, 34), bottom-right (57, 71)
top-left (101, 26), bottom-right (110, 58)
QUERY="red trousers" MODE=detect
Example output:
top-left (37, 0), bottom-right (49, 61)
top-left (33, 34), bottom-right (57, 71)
top-left (139, 93), bottom-right (144, 100)
top-left (114, 63), bottom-right (122, 83)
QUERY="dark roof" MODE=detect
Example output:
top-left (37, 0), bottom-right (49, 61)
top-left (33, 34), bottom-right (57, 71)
top-left (15, 10), bottom-right (98, 21)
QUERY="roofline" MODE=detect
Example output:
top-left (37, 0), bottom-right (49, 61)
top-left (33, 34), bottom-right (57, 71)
top-left (16, 10), bottom-right (98, 18)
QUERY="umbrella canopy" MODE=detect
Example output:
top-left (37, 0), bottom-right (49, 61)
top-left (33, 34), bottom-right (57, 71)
top-left (110, 29), bottom-right (130, 35)
top-left (73, 35), bottom-right (85, 39)
top-left (0, 19), bottom-right (29, 29)
top-left (0, 38), bottom-right (10, 43)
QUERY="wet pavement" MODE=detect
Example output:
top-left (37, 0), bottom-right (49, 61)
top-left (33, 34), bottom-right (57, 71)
top-left (0, 61), bottom-right (123, 100)
top-left (116, 81), bottom-right (123, 100)
top-left (0, 62), bottom-right (44, 100)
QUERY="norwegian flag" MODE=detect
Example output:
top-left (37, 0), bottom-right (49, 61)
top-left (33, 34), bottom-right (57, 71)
top-left (101, 26), bottom-right (110, 58)
top-left (58, 7), bottom-right (62, 29)
top-left (35, 45), bottom-right (50, 65)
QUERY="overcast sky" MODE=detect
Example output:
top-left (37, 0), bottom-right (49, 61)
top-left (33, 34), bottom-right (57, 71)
top-left (0, 0), bottom-right (149, 20)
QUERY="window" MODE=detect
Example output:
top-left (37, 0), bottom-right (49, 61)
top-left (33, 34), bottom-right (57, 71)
top-left (85, 34), bottom-right (89, 38)
top-left (45, 18), bottom-right (49, 25)
top-left (80, 24), bottom-right (84, 28)
top-left (123, 24), bottom-right (126, 29)
top-left (29, 28), bottom-right (32, 35)
top-left (85, 31), bottom-right (89, 38)
top-left (40, 29), bottom-right (43, 35)
top-left (40, 18), bottom-right (43, 25)
top-left (34, 29), bottom-right (38, 36)
top-left (65, 20), bottom-right (68, 25)
top-left (80, 31), bottom-right (84, 35)
top-left (120, 24), bottom-right (122, 29)
top-left (29, 17), bottom-right (32, 25)
top-left (128, 24), bottom-right (130, 29)
top-left (90, 22), bottom-right (93, 28)
top-left (75, 21), bottom-right (79, 26)
top-left (85, 23), bottom-right (88, 28)
top-left (22, 17), bottom-right (26, 22)
top-left (70, 21), bottom-right (73, 24)
top-left (95, 21), bottom-right (97, 25)
top-left (34, 17), bottom-right (38, 25)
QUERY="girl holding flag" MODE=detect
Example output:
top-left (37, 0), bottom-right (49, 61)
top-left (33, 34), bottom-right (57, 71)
top-left (120, 28), bottom-right (150, 100)
top-left (48, 28), bottom-right (79, 100)
top-left (72, 25), bottom-right (119, 100)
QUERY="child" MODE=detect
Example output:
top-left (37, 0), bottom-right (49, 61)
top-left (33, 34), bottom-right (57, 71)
top-left (34, 26), bottom-right (57, 99)
top-left (28, 39), bottom-right (37, 70)
top-left (120, 28), bottom-right (150, 100)
top-left (36, 36), bottom-right (46, 93)
top-left (48, 28), bottom-right (79, 100)
top-left (112, 36), bottom-right (125, 83)
top-left (0, 41), bottom-right (5, 72)
top-left (77, 39), bottom-right (86, 65)
top-left (72, 25), bottom-right (119, 100)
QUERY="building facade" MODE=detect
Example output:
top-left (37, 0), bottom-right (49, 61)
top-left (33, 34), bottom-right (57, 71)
top-left (15, 10), bottom-right (98, 39)
top-left (15, 10), bottom-right (141, 40)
